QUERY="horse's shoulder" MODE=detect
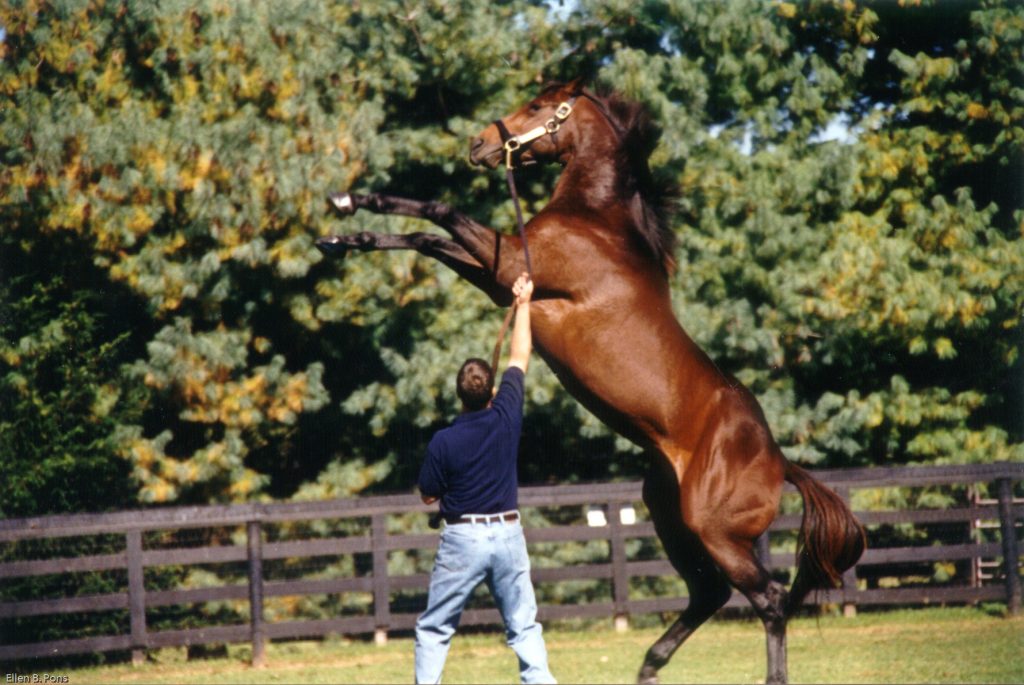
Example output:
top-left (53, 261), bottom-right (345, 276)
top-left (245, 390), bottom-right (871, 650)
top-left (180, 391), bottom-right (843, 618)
top-left (530, 207), bottom-right (625, 241)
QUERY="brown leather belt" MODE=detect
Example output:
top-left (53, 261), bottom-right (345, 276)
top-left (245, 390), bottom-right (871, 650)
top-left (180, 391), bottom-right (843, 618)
top-left (445, 511), bottom-right (520, 525)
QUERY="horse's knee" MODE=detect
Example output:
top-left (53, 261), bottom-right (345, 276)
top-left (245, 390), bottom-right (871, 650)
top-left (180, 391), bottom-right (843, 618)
top-left (354, 232), bottom-right (377, 248)
top-left (424, 200), bottom-right (455, 224)
top-left (411, 233), bottom-right (439, 250)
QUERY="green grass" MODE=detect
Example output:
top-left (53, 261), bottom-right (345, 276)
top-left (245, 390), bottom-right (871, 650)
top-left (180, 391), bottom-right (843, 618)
top-left (55, 607), bottom-right (1024, 684)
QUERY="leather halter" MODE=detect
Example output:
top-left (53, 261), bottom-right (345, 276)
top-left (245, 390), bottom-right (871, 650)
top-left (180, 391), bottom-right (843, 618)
top-left (493, 99), bottom-right (576, 170)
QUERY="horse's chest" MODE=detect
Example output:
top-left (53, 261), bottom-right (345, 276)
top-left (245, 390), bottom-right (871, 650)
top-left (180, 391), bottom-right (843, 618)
top-left (531, 299), bottom-right (618, 387)
top-left (531, 299), bottom-right (577, 359)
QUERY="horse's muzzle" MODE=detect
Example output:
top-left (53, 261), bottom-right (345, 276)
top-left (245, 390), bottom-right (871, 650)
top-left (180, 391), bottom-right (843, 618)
top-left (469, 136), bottom-right (502, 169)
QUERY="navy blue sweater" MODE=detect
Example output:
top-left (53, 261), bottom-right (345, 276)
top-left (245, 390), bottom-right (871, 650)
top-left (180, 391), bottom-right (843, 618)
top-left (419, 367), bottom-right (524, 518)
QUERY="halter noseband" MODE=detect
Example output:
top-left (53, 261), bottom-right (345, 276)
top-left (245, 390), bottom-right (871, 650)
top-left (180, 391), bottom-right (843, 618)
top-left (494, 98), bottom-right (576, 169)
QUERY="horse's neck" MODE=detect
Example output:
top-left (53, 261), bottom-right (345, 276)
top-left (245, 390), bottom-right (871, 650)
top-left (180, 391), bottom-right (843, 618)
top-left (550, 144), bottom-right (631, 218)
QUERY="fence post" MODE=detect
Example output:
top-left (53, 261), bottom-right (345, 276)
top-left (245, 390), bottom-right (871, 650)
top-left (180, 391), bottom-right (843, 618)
top-left (836, 487), bottom-right (858, 618)
top-left (371, 513), bottom-right (391, 645)
top-left (246, 520), bottom-right (267, 667)
top-left (610, 503), bottom-right (629, 632)
top-left (995, 478), bottom-right (1021, 615)
top-left (125, 529), bottom-right (147, 666)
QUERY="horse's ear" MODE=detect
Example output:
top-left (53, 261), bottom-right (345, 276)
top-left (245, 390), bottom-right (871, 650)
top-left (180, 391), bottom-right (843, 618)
top-left (565, 77), bottom-right (586, 95)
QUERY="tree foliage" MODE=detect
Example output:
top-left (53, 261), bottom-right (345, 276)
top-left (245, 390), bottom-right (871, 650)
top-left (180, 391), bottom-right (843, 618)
top-left (1, 0), bottom-right (1021, 517)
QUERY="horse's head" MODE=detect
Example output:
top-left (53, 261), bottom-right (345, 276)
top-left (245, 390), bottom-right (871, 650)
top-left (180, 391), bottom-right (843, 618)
top-left (469, 79), bottom-right (585, 170)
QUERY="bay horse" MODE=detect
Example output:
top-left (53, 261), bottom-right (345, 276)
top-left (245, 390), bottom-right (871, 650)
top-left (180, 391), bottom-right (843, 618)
top-left (317, 79), bottom-right (864, 684)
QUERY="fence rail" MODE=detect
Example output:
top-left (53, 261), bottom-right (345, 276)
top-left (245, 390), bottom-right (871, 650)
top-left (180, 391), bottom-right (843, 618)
top-left (1, 462), bottom-right (1021, 663)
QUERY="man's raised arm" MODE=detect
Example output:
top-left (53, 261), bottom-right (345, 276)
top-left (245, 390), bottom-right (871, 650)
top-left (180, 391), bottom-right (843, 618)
top-left (507, 273), bottom-right (533, 373)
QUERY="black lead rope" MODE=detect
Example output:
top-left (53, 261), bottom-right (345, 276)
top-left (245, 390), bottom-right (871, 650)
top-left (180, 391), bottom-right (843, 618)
top-left (486, 94), bottom-right (576, 373)
top-left (490, 95), bottom-right (577, 280)
top-left (504, 165), bottom-right (534, 276)
top-left (489, 118), bottom-right (535, 373)
top-left (493, 118), bottom-right (534, 277)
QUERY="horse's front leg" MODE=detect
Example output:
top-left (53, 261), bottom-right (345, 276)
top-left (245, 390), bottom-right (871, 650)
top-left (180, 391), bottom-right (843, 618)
top-left (326, 192), bottom-right (523, 284)
top-left (316, 231), bottom-right (511, 305)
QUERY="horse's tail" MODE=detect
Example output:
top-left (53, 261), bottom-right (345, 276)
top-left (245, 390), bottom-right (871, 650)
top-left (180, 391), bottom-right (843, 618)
top-left (783, 460), bottom-right (866, 616)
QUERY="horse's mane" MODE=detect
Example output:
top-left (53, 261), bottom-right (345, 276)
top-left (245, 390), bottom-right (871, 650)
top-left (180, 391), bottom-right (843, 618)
top-left (564, 85), bottom-right (679, 274)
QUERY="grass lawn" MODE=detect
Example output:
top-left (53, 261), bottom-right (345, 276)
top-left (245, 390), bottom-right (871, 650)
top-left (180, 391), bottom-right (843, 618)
top-left (56, 607), bottom-right (1024, 684)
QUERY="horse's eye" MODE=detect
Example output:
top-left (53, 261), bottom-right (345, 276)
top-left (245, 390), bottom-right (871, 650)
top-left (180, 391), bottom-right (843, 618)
top-left (529, 103), bottom-right (542, 112)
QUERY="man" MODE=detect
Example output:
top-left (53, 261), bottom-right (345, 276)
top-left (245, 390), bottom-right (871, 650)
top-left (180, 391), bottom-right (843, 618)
top-left (414, 273), bottom-right (555, 684)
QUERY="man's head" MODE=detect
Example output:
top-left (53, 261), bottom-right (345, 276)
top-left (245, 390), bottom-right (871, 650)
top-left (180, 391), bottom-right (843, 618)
top-left (456, 358), bottom-right (495, 412)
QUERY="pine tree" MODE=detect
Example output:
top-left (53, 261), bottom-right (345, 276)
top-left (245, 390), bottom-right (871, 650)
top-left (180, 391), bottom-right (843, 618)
top-left (1, 0), bottom-right (1020, 516)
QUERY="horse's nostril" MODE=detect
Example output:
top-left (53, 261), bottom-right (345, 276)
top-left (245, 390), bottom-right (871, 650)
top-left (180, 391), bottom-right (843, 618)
top-left (470, 137), bottom-right (485, 152)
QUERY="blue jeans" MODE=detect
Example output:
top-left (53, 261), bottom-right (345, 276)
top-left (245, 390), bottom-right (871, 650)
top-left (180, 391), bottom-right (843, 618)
top-left (414, 518), bottom-right (555, 684)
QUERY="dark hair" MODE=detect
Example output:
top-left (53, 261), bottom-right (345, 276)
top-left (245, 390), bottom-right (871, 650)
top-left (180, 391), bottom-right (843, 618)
top-left (456, 358), bottom-right (494, 411)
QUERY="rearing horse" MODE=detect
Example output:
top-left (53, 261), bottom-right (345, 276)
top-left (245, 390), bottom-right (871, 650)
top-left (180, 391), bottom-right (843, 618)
top-left (317, 80), bottom-right (864, 685)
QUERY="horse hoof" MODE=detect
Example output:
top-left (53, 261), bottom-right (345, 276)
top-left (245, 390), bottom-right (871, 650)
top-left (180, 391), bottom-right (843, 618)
top-left (327, 192), bottom-right (356, 216)
top-left (315, 235), bottom-right (350, 256)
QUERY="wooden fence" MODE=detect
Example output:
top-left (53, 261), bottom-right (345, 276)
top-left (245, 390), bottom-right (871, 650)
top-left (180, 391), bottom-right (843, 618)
top-left (1, 462), bottom-right (1021, 664)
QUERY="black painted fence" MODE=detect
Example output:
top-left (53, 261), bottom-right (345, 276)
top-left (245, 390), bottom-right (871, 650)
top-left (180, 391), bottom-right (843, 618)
top-left (0, 462), bottom-right (1021, 664)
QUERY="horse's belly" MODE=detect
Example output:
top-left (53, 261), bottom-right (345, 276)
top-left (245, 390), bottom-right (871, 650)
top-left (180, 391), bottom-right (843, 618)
top-left (532, 300), bottom-right (710, 450)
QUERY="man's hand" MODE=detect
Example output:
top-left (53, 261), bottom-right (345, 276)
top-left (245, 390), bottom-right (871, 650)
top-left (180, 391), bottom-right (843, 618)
top-left (422, 495), bottom-right (438, 505)
top-left (512, 272), bottom-right (533, 306)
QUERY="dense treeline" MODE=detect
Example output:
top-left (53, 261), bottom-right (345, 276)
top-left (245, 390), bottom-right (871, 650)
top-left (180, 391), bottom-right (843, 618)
top-left (1, 0), bottom-right (1022, 519)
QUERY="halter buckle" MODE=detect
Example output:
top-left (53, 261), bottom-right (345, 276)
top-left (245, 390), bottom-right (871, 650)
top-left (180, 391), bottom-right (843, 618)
top-left (504, 137), bottom-right (522, 169)
top-left (555, 101), bottom-right (573, 120)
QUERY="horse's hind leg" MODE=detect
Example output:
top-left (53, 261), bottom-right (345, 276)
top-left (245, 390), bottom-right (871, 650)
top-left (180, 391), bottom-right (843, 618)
top-left (637, 458), bottom-right (732, 685)
top-left (682, 426), bottom-right (789, 683)
top-left (704, 534), bottom-right (788, 684)
top-left (636, 532), bottom-right (731, 685)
